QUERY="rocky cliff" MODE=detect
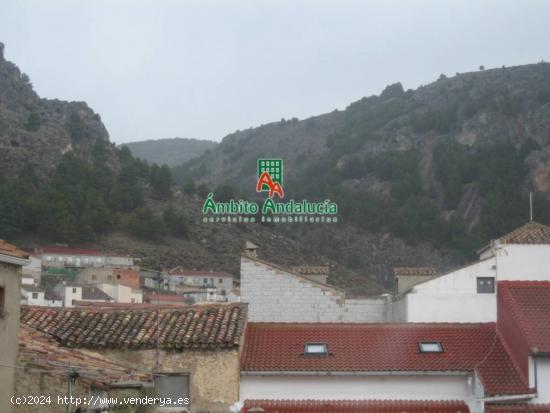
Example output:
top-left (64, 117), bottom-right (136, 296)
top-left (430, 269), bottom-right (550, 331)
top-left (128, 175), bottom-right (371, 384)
top-left (0, 42), bottom-right (115, 178)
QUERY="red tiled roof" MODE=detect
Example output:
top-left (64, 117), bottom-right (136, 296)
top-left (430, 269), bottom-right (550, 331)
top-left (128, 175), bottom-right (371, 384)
top-left (0, 239), bottom-right (29, 259)
top-left (21, 303), bottom-right (245, 350)
top-left (19, 325), bottom-right (151, 386)
top-left (498, 222), bottom-right (550, 245)
top-left (241, 323), bottom-right (530, 396)
top-left (41, 246), bottom-right (102, 255)
top-left (393, 267), bottom-right (436, 277)
top-left (498, 281), bottom-right (550, 354)
top-left (486, 404), bottom-right (550, 413)
top-left (241, 399), bottom-right (470, 413)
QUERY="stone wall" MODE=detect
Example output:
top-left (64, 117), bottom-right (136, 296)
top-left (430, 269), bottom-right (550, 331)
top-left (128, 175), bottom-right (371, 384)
top-left (241, 256), bottom-right (387, 322)
top-left (102, 348), bottom-right (240, 413)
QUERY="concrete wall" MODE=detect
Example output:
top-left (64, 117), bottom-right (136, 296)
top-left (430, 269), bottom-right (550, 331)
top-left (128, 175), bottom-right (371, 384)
top-left (241, 257), bottom-right (386, 322)
top-left (103, 348), bottom-right (240, 413)
top-left (240, 374), bottom-right (479, 412)
top-left (0, 262), bottom-right (22, 413)
top-left (392, 297), bottom-right (407, 322)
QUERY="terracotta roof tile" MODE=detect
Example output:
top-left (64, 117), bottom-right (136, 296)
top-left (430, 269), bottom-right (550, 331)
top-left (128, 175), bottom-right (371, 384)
top-left (291, 266), bottom-right (330, 275)
top-left (0, 239), bottom-right (29, 259)
top-left (241, 323), bottom-right (529, 396)
top-left (486, 404), bottom-right (550, 413)
top-left (393, 267), bottom-right (436, 277)
top-left (19, 325), bottom-right (151, 386)
top-left (498, 222), bottom-right (550, 245)
top-left (21, 303), bottom-right (246, 350)
top-left (498, 281), bottom-right (550, 354)
top-left (168, 267), bottom-right (233, 278)
top-left (241, 399), bottom-right (470, 413)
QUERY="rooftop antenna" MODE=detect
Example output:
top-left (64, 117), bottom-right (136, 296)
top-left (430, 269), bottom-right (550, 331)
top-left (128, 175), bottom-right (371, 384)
top-left (529, 192), bottom-right (534, 222)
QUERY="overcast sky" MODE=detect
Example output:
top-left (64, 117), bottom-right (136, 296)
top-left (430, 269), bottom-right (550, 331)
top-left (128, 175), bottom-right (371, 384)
top-left (1, 1), bottom-right (549, 144)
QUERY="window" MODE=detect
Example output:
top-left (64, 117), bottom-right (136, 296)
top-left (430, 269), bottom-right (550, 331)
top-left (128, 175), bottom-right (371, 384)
top-left (203, 278), bottom-right (207, 284)
top-left (218, 278), bottom-right (223, 284)
top-left (32, 292), bottom-right (38, 299)
top-left (154, 374), bottom-right (189, 408)
top-left (304, 343), bottom-right (329, 355)
top-left (72, 288), bottom-right (77, 293)
top-left (116, 274), bottom-right (121, 279)
top-left (477, 277), bottom-right (495, 294)
top-left (419, 341), bottom-right (444, 353)
top-left (91, 274), bottom-right (96, 280)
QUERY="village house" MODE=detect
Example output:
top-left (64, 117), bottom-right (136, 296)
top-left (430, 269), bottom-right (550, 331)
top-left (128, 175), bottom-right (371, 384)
top-left (15, 324), bottom-right (151, 413)
top-left (238, 322), bottom-right (527, 413)
top-left (20, 302), bottom-right (247, 413)
top-left (54, 282), bottom-right (114, 307)
top-left (21, 254), bottom-right (42, 284)
top-left (0, 240), bottom-right (29, 413)
top-left (392, 221), bottom-right (550, 323)
top-left (167, 267), bottom-right (234, 296)
top-left (237, 277), bottom-right (550, 413)
top-left (38, 245), bottom-right (134, 269)
top-left (77, 266), bottom-right (141, 289)
top-left (92, 282), bottom-right (143, 304)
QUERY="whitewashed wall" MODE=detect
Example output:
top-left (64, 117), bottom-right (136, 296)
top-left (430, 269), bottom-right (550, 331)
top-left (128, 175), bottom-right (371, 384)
top-left (406, 259), bottom-right (497, 322)
top-left (240, 374), bottom-right (478, 412)
top-left (535, 358), bottom-right (550, 403)
top-left (241, 257), bottom-right (386, 322)
top-left (404, 244), bottom-right (550, 323)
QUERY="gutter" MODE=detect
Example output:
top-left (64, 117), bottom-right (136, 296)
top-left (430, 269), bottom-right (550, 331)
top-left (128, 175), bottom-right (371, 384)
top-left (241, 370), bottom-right (471, 377)
top-left (481, 393), bottom-right (537, 402)
top-left (0, 253), bottom-right (30, 267)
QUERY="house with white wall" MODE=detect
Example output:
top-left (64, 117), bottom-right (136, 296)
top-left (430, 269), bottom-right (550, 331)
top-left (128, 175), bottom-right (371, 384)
top-left (94, 282), bottom-right (142, 304)
top-left (237, 322), bottom-right (532, 413)
top-left (167, 267), bottom-right (234, 296)
top-left (54, 282), bottom-right (114, 307)
top-left (393, 221), bottom-right (550, 323)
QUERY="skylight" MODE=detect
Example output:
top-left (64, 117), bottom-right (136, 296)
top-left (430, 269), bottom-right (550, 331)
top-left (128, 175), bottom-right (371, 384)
top-left (304, 343), bottom-right (328, 355)
top-left (418, 341), bottom-right (443, 353)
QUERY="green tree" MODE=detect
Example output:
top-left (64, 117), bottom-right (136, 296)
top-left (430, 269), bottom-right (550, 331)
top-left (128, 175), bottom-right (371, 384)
top-left (127, 207), bottom-right (166, 240)
top-left (26, 112), bottom-right (41, 131)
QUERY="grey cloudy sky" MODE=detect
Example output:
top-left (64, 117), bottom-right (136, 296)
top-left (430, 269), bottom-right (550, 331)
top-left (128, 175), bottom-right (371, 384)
top-left (1, 0), bottom-right (549, 144)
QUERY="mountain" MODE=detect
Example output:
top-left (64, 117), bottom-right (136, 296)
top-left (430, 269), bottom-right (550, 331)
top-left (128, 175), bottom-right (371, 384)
top-left (0, 42), bottom-right (386, 296)
top-left (123, 137), bottom-right (216, 167)
top-left (4, 38), bottom-right (550, 295)
top-left (179, 62), bottom-right (550, 286)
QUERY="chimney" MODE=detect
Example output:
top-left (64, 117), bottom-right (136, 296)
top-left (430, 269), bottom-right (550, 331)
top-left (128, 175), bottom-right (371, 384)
top-left (244, 241), bottom-right (259, 257)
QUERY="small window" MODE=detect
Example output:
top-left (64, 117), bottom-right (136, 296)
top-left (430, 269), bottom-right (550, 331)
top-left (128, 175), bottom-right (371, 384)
top-left (203, 278), bottom-right (207, 284)
top-left (72, 287), bottom-right (77, 293)
top-left (304, 343), bottom-right (328, 355)
top-left (91, 274), bottom-right (96, 280)
top-left (116, 274), bottom-right (121, 279)
top-left (419, 341), bottom-right (443, 353)
top-left (218, 278), bottom-right (223, 284)
top-left (32, 292), bottom-right (38, 299)
top-left (154, 374), bottom-right (189, 407)
top-left (477, 277), bottom-right (495, 294)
